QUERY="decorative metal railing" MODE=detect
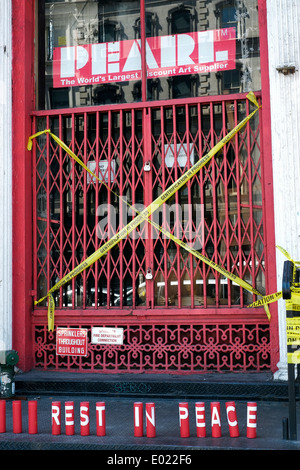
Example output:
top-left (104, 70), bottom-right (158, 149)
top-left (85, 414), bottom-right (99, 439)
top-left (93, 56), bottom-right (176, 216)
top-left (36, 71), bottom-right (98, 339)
top-left (31, 93), bottom-right (271, 373)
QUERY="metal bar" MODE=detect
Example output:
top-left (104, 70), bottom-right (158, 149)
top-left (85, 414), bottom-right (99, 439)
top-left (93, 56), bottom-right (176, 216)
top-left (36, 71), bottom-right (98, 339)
top-left (71, 113), bottom-right (76, 309)
top-left (185, 103), bottom-right (194, 308)
top-left (288, 363), bottom-right (297, 440)
top-left (119, 109), bottom-right (124, 309)
top-left (234, 99), bottom-right (243, 307)
top-left (173, 104), bottom-right (181, 308)
top-left (32, 116), bottom-right (38, 298)
top-left (46, 115), bottom-right (50, 297)
top-left (246, 98), bottom-right (256, 301)
top-left (94, 111), bottom-right (99, 309)
top-left (140, 0), bottom-right (147, 102)
top-left (210, 102), bottom-right (219, 306)
top-left (144, 107), bottom-right (153, 308)
top-left (107, 110), bottom-right (112, 308)
top-left (161, 105), bottom-right (168, 308)
top-left (222, 100), bottom-right (231, 307)
top-left (59, 114), bottom-right (63, 309)
top-left (83, 112), bottom-right (87, 309)
top-left (30, 92), bottom-right (263, 117)
top-left (132, 109), bottom-right (137, 307)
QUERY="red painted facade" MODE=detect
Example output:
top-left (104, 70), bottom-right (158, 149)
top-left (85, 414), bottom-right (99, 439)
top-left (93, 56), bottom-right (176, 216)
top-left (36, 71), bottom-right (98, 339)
top-left (12, 0), bottom-right (278, 374)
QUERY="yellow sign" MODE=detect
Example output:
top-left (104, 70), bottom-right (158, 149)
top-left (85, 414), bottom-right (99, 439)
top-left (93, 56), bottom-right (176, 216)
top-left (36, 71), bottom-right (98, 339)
top-left (288, 351), bottom-right (300, 364)
top-left (286, 310), bottom-right (300, 364)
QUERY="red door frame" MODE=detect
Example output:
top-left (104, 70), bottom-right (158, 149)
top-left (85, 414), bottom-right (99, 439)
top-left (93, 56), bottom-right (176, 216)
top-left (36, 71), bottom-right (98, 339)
top-left (12, 0), bottom-right (36, 371)
top-left (257, 0), bottom-right (279, 368)
top-left (12, 0), bottom-right (279, 373)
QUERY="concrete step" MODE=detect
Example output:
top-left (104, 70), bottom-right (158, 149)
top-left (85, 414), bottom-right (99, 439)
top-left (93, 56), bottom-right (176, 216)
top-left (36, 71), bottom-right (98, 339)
top-left (14, 370), bottom-right (299, 401)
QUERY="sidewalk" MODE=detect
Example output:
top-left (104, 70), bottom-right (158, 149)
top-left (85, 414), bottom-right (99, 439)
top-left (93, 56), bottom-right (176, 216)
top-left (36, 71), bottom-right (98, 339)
top-left (1, 397), bottom-right (300, 452)
top-left (0, 371), bottom-right (299, 453)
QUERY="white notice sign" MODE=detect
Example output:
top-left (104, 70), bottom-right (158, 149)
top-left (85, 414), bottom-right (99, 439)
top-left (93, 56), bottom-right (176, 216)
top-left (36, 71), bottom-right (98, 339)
top-left (91, 327), bottom-right (124, 345)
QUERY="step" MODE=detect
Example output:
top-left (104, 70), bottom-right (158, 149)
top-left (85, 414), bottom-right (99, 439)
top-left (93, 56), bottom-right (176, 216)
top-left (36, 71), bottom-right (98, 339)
top-left (14, 370), bottom-right (298, 401)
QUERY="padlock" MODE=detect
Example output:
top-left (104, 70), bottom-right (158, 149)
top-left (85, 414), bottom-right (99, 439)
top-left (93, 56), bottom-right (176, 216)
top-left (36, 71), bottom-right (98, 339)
top-left (146, 268), bottom-right (153, 280)
top-left (144, 161), bottom-right (151, 171)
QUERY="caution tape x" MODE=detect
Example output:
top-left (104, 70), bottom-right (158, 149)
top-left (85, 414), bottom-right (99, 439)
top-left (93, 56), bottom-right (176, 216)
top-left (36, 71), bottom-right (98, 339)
top-left (28, 92), bottom-right (273, 331)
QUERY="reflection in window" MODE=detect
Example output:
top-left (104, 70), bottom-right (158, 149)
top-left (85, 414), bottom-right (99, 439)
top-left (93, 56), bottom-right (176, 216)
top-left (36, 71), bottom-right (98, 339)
top-left (166, 4), bottom-right (197, 99)
top-left (39, 1), bottom-right (261, 109)
top-left (167, 5), bottom-right (195, 34)
top-left (215, 0), bottom-right (260, 93)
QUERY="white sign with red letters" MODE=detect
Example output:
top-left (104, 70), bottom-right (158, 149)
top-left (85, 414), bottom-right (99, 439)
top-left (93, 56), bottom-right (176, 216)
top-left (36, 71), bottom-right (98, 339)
top-left (56, 328), bottom-right (88, 356)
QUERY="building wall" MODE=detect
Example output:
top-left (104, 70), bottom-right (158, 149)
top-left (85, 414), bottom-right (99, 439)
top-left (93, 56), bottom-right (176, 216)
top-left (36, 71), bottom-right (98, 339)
top-left (2, 0), bottom-right (299, 376)
top-left (0, 0), bottom-right (12, 351)
top-left (267, 0), bottom-right (300, 379)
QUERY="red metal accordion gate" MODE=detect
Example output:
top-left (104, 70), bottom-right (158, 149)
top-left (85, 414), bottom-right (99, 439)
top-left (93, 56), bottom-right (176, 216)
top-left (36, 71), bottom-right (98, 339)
top-left (31, 93), bottom-right (272, 373)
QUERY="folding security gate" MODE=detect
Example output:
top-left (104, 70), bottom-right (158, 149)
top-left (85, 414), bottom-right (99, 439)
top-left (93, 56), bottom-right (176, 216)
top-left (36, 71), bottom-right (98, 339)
top-left (31, 93), bottom-right (272, 373)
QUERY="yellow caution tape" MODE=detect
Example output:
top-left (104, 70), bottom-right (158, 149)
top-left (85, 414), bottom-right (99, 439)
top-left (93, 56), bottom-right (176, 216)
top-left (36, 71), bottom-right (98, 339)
top-left (287, 335), bottom-right (300, 342)
top-left (287, 352), bottom-right (300, 364)
top-left (248, 246), bottom-right (300, 310)
top-left (286, 318), bottom-right (300, 340)
top-left (287, 333), bottom-right (300, 339)
top-left (276, 246), bottom-right (293, 262)
top-left (286, 317), bottom-right (300, 327)
top-left (247, 291), bottom-right (283, 308)
top-left (28, 92), bottom-right (268, 330)
top-left (47, 294), bottom-right (55, 332)
top-left (286, 309), bottom-right (300, 365)
top-left (286, 301), bottom-right (300, 312)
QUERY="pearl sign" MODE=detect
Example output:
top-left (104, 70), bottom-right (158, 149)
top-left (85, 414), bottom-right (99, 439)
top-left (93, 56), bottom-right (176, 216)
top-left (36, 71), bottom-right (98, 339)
top-left (53, 28), bottom-right (236, 87)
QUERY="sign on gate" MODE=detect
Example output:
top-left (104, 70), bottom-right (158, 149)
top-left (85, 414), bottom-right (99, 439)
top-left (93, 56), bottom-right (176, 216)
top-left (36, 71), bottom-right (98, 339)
top-left (56, 328), bottom-right (88, 356)
top-left (91, 327), bottom-right (124, 345)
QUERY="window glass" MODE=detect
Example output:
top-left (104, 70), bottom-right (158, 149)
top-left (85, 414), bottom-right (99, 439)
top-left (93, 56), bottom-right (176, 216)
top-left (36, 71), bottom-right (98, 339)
top-left (35, 1), bottom-right (264, 312)
top-left (145, 0), bottom-right (261, 101)
top-left (39, 0), bottom-right (261, 108)
top-left (40, 0), bottom-right (140, 109)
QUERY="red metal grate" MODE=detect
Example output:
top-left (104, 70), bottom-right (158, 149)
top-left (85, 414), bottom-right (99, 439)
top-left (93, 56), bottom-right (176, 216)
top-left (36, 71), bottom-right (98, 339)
top-left (33, 320), bottom-right (270, 373)
top-left (31, 93), bottom-right (271, 373)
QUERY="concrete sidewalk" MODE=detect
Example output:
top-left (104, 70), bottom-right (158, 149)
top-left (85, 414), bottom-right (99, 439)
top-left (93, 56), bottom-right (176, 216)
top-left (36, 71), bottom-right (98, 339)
top-left (0, 395), bottom-right (300, 452)
top-left (1, 370), bottom-right (300, 455)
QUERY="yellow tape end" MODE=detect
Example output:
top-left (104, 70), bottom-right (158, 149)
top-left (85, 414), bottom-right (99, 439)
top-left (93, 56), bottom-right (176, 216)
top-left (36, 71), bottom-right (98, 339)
top-left (27, 129), bottom-right (51, 151)
top-left (47, 294), bottom-right (55, 332)
top-left (276, 245), bottom-right (293, 261)
top-left (246, 91), bottom-right (259, 108)
top-left (264, 305), bottom-right (271, 321)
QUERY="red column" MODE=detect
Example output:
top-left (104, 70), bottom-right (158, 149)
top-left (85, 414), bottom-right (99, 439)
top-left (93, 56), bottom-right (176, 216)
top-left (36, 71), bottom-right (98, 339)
top-left (211, 402), bottom-right (221, 438)
top-left (28, 400), bottom-right (38, 434)
top-left (0, 401), bottom-right (6, 433)
top-left (52, 401), bottom-right (61, 435)
top-left (134, 402), bottom-right (143, 437)
top-left (146, 403), bottom-right (156, 438)
top-left (65, 401), bottom-right (75, 435)
top-left (80, 402), bottom-right (90, 436)
top-left (179, 402), bottom-right (190, 438)
top-left (96, 402), bottom-right (106, 436)
top-left (13, 400), bottom-right (22, 434)
top-left (225, 401), bottom-right (239, 437)
top-left (247, 402), bottom-right (257, 438)
top-left (195, 402), bottom-right (206, 437)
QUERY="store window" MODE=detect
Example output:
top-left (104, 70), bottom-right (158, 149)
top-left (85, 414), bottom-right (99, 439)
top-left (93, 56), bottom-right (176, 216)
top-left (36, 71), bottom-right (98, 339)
top-left (34, 0), bottom-right (265, 312)
top-left (38, 0), bottom-right (261, 109)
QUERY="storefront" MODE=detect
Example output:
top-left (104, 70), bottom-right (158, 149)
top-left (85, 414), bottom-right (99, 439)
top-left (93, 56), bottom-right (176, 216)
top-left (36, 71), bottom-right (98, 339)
top-left (11, 0), bottom-right (280, 374)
